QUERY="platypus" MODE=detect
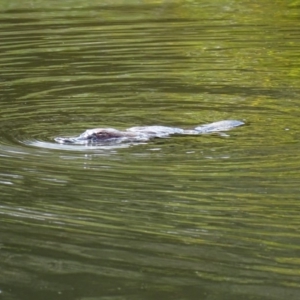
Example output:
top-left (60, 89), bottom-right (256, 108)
top-left (55, 120), bottom-right (244, 145)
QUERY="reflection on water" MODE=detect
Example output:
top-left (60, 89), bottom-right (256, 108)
top-left (0, 0), bottom-right (300, 299)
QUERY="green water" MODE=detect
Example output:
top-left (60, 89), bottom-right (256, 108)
top-left (0, 0), bottom-right (300, 299)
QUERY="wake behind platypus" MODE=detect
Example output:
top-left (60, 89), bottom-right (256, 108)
top-left (55, 120), bottom-right (244, 145)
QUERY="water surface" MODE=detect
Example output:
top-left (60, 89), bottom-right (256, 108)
top-left (0, 0), bottom-right (300, 299)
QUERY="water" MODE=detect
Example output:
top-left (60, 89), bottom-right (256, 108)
top-left (0, 0), bottom-right (300, 299)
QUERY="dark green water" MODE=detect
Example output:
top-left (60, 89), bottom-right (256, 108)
top-left (1, 0), bottom-right (300, 299)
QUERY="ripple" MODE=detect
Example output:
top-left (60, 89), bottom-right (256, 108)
top-left (1, 2), bottom-right (300, 300)
top-left (25, 138), bottom-right (132, 151)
